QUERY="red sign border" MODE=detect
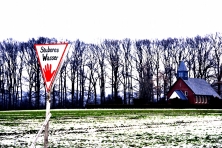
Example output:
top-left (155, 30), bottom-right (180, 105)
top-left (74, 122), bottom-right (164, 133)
top-left (34, 43), bottom-right (68, 92)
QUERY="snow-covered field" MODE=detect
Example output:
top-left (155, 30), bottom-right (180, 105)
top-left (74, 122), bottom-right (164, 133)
top-left (0, 110), bottom-right (222, 148)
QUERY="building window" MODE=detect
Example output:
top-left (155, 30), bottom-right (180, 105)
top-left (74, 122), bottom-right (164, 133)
top-left (202, 96), bottom-right (204, 103)
top-left (205, 96), bottom-right (208, 104)
top-left (185, 91), bottom-right (188, 96)
top-left (179, 72), bottom-right (183, 77)
top-left (195, 96), bottom-right (198, 103)
top-left (199, 96), bottom-right (201, 103)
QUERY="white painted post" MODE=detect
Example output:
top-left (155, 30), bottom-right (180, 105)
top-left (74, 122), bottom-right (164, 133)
top-left (30, 113), bottom-right (51, 148)
top-left (44, 92), bottom-right (51, 148)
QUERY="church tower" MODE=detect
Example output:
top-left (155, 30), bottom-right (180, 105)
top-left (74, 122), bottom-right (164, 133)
top-left (177, 61), bottom-right (188, 80)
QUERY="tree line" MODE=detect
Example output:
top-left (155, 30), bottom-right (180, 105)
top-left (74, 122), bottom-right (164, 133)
top-left (0, 33), bottom-right (222, 110)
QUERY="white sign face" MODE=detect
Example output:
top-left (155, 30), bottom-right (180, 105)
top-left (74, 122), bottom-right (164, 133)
top-left (34, 43), bottom-right (68, 92)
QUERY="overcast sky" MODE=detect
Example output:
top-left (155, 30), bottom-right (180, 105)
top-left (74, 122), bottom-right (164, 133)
top-left (0, 0), bottom-right (222, 43)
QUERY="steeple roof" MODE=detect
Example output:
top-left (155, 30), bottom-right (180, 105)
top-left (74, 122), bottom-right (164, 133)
top-left (178, 61), bottom-right (188, 71)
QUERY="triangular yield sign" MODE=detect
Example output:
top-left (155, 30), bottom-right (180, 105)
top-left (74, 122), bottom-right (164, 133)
top-left (34, 43), bottom-right (68, 92)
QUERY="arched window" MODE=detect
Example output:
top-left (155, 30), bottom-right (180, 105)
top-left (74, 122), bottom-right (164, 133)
top-left (195, 96), bottom-right (198, 103)
top-left (199, 96), bottom-right (201, 103)
top-left (205, 96), bottom-right (208, 104)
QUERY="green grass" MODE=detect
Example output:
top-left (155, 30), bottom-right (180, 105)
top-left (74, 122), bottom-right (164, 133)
top-left (0, 109), bottom-right (221, 121)
top-left (0, 109), bottom-right (222, 147)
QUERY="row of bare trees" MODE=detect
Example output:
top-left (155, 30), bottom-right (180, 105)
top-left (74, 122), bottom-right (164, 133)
top-left (0, 33), bottom-right (222, 110)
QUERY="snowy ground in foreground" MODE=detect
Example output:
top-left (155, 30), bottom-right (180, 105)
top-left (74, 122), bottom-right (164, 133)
top-left (0, 113), bottom-right (222, 147)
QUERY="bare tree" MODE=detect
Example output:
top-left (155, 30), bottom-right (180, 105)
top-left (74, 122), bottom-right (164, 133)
top-left (16, 42), bottom-right (27, 108)
top-left (185, 36), bottom-right (214, 81)
top-left (134, 39), bottom-right (153, 103)
top-left (209, 33), bottom-right (222, 96)
top-left (103, 39), bottom-right (122, 104)
top-left (68, 40), bottom-right (86, 107)
top-left (58, 53), bottom-right (70, 108)
top-left (151, 39), bottom-right (163, 102)
top-left (85, 44), bottom-right (100, 105)
top-left (120, 38), bottom-right (133, 104)
top-left (185, 37), bottom-right (196, 78)
top-left (0, 39), bottom-right (20, 109)
top-left (69, 42), bottom-right (79, 107)
top-left (0, 41), bottom-right (7, 109)
top-left (94, 43), bottom-right (107, 104)
top-left (160, 38), bottom-right (174, 100)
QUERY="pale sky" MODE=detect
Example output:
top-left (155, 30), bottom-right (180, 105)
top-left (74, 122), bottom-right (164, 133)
top-left (1, 0), bottom-right (222, 43)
